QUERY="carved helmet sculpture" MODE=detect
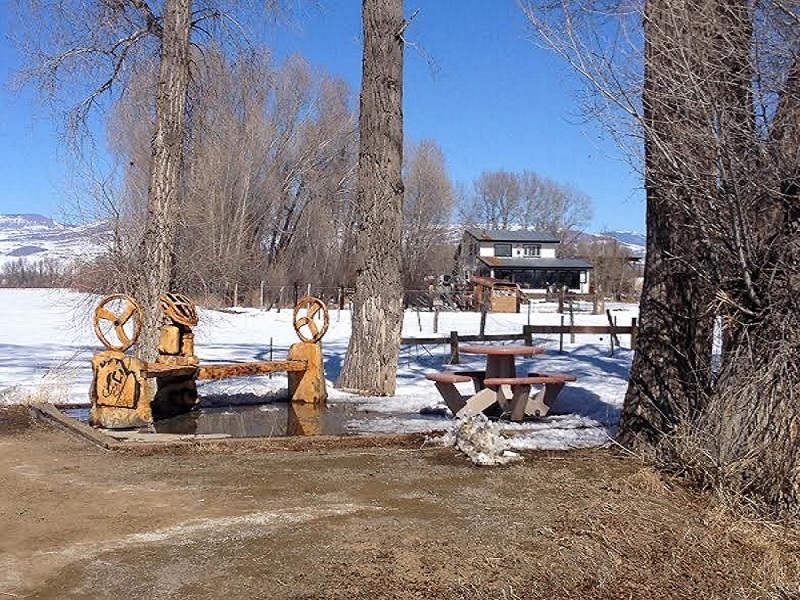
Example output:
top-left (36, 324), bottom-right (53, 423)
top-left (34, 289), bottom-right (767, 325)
top-left (159, 292), bottom-right (199, 327)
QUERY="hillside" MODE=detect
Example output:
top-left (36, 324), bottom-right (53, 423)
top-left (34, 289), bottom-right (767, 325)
top-left (0, 213), bottom-right (647, 270)
top-left (0, 214), bottom-right (110, 269)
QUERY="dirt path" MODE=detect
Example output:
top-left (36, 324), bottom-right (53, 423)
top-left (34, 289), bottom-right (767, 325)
top-left (1, 406), bottom-right (799, 599)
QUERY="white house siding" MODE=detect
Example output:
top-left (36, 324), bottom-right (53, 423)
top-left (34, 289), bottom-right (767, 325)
top-left (477, 242), bottom-right (557, 259)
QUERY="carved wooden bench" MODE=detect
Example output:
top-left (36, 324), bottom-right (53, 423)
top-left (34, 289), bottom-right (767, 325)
top-left (483, 373), bottom-right (577, 421)
top-left (89, 294), bottom-right (329, 429)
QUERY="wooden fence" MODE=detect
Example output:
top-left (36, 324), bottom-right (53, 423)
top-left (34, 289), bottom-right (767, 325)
top-left (400, 318), bottom-right (638, 362)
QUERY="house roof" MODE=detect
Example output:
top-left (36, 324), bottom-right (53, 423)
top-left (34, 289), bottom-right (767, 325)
top-left (465, 227), bottom-right (560, 244)
top-left (479, 257), bottom-right (593, 270)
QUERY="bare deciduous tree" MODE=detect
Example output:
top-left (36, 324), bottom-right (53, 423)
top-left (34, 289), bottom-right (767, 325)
top-left (402, 139), bottom-right (456, 289)
top-left (521, 0), bottom-right (800, 514)
top-left (460, 169), bottom-right (592, 233)
top-left (107, 46), bottom-right (359, 304)
top-left (461, 170), bottom-right (522, 230)
top-left (14, 0), bottom-right (288, 356)
top-left (520, 173), bottom-right (593, 233)
top-left (336, 0), bottom-right (405, 396)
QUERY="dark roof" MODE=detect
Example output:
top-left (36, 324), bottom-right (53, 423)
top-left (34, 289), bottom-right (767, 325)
top-left (479, 257), bottom-right (593, 270)
top-left (465, 227), bottom-right (560, 244)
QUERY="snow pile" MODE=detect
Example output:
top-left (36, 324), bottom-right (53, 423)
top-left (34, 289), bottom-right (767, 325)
top-left (438, 413), bottom-right (522, 466)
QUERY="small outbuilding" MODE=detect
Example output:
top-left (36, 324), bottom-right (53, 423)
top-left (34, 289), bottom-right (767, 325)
top-left (471, 276), bottom-right (521, 313)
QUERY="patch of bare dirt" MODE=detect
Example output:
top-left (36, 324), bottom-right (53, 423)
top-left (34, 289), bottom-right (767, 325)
top-left (1, 405), bottom-right (799, 599)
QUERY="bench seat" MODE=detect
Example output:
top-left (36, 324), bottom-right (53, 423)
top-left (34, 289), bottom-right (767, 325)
top-left (425, 372), bottom-right (472, 384)
top-left (483, 372), bottom-right (577, 421)
top-left (425, 371), bottom-right (495, 417)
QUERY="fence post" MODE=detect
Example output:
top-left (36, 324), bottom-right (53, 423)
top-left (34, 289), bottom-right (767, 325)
top-left (631, 317), bottom-right (638, 350)
top-left (449, 331), bottom-right (460, 365)
top-left (433, 308), bottom-right (439, 334)
top-left (260, 281), bottom-right (265, 308)
top-left (569, 298), bottom-right (575, 343)
top-left (606, 310), bottom-right (618, 357)
top-left (559, 315), bottom-right (564, 354)
top-left (606, 309), bottom-right (620, 346)
top-left (479, 306), bottom-right (487, 339)
top-left (523, 324), bottom-right (533, 346)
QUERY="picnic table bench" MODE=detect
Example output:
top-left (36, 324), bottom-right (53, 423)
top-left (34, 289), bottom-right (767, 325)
top-left (483, 373), bottom-right (577, 421)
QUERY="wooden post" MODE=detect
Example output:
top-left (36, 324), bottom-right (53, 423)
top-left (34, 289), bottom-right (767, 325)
top-left (606, 310), bottom-right (619, 357)
top-left (277, 286), bottom-right (285, 313)
top-left (479, 306), bottom-right (487, 338)
top-left (287, 342), bottom-right (327, 404)
top-left (416, 306), bottom-right (422, 332)
top-left (306, 283), bottom-right (312, 298)
top-left (449, 331), bottom-right (460, 365)
top-left (260, 281), bottom-right (265, 308)
top-left (433, 308), bottom-right (439, 334)
top-left (559, 315), bottom-right (564, 354)
top-left (233, 283), bottom-right (239, 307)
top-left (606, 309), bottom-right (620, 346)
top-left (527, 299), bottom-right (531, 325)
top-left (569, 298), bottom-right (575, 343)
top-left (631, 317), bottom-right (638, 350)
top-left (523, 324), bottom-right (533, 346)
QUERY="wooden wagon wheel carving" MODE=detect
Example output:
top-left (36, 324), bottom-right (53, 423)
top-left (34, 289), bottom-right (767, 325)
top-left (93, 294), bottom-right (143, 352)
top-left (293, 296), bottom-right (330, 343)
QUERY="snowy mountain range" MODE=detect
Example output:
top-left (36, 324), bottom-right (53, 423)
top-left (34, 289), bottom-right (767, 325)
top-left (0, 213), bottom-right (647, 269)
top-left (0, 214), bottom-right (111, 269)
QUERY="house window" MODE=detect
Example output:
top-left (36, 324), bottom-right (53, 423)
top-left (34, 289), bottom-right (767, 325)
top-left (494, 243), bottom-right (512, 257)
top-left (523, 244), bottom-right (541, 257)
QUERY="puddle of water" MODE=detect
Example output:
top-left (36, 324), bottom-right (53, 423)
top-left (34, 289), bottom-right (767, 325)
top-left (63, 402), bottom-right (432, 438)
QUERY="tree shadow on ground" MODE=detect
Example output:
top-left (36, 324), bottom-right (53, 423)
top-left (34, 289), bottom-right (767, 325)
top-left (549, 385), bottom-right (620, 426)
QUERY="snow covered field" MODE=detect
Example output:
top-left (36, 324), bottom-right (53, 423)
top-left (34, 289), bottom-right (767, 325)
top-left (0, 288), bottom-right (637, 451)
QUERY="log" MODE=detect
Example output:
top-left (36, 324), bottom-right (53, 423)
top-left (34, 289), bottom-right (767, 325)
top-left (197, 360), bottom-right (307, 380)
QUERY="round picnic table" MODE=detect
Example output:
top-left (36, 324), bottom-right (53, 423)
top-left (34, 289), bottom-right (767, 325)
top-left (458, 345), bottom-right (546, 379)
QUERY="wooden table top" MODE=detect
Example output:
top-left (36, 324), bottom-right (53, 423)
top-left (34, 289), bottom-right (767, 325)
top-left (459, 345), bottom-right (546, 356)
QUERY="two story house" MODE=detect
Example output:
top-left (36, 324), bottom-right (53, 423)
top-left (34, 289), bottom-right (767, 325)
top-left (459, 227), bottom-right (592, 294)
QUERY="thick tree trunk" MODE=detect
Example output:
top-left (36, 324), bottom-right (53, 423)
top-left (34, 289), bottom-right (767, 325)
top-left (336, 0), bottom-right (404, 395)
top-left (617, 0), bottom-right (717, 451)
top-left (135, 0), bottom-right (192, 360)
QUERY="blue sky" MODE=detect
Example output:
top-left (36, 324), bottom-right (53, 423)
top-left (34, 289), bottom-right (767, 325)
top-left (0, 1), bottom-right (645, 232)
